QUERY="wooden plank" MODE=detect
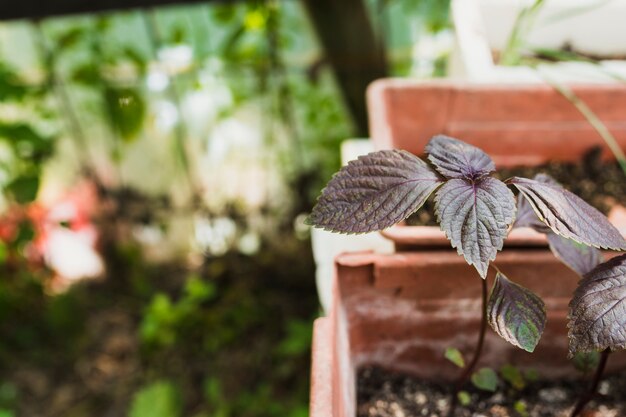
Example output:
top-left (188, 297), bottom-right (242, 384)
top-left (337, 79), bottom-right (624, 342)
top-left (302, 0), bottom-right (387, 136)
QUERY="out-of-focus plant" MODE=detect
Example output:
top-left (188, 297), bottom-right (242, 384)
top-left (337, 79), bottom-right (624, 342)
top-left (129, 380), bottom-right (181, 417)
top-left (0, 61), bottom-right (56, 206)
top-left (140, 275), bottom-right (216, 347)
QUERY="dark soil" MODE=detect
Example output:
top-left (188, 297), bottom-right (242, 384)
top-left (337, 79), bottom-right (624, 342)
top-left (358, 366), bottom-right (626, 417)
top-left (406, 149), bottom-right (626, 227)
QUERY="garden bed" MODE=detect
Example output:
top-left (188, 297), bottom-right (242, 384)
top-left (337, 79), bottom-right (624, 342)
top-left (357, 365), bottom-right (625, 417)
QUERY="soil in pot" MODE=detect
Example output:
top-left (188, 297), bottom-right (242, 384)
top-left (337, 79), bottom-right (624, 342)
top-left (357, 365), bottom-right (626, 417)
top-left (405, 148), bottom-right (626, 227)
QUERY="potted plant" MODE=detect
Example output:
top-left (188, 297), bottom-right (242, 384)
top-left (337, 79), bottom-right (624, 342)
top-left (308, 80), bottom-right (626, 417)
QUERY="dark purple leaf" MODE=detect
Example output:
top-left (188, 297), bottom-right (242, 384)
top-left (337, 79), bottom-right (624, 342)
top-left (512, 174), bottom-right (603, 276)
top-left (425, 135), bottom-right (495, 180)
top-left (512, 174), bottom-right (554, 233)
top-left (547, 233), bottom-right (603, 277)
top-left (568, 254), bottom-right (626, 355)
top-left (434, 177), bottom-right (516, 277)
top-left (307, 150), bottom-right (442, 234)
top-left (509, 177), bottom-right (626, 251)
top-left (488, 272), bottom-right (546, 352)
top-left (513, 192), bottom-right (551, 233)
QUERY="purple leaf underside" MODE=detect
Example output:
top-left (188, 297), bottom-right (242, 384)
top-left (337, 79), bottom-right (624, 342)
top-left (307, 150), bottom-right (442, 234)
top-left (513, 174), bottom-right (603, 277)
top-left (510, 177), bottom-right (626, 251)
top-left (488, 272), bottom-right (546, 352)
top-left (568, 254), bottom-right (626, 356)
top-left (426, 135), bottom-right (496, 180)
top-left (547, 233), bottom-right (603, 277)
top-left (513, 174), bottom-right (554, 233)
top-left (435, 177), bottom-right (516, 278)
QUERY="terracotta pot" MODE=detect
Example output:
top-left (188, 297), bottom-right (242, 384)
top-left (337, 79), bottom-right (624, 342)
top-left (310, 80), bottom-right (626, 417)
top-left (368, 80), bottom-right (626, 165)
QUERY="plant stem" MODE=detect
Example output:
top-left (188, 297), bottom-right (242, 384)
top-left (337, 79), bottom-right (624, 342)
top-left (499, 0), bottom-right (545, 66)
top-left (539, 71), bottom-right (626, 176)
top-left (448, 275), bottom-right (489, 416)
top-left (570, 348), bottom-right (610, 417)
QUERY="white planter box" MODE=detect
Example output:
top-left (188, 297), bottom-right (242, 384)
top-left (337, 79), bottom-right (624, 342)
top-left (450, 0), bottom-right (626, 82)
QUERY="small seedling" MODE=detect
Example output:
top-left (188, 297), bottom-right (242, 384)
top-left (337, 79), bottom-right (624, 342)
top-left (457, 391), bottom-right (471, 406)
top-left (572, 351), bottom-right (600, 376)
top-left (500, 364), bottom-right (526, 391)
top-left (444, 347), bottom-right (466, 368)
top-left (471, 367), bottom-right (498, 392)
top-left (514, 399), bottom-right (529, 417)
top-left (307, 135), bottom-right (626, 416)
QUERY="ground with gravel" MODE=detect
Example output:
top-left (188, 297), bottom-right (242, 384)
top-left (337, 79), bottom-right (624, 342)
top-left (358, 366), bottom-right (626, 417)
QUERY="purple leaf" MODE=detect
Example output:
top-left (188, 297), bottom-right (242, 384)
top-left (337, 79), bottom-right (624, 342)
top-left (307, 150), bottom-right (442, 234)
top-left (513, 192), bottom-right (551, 233)
top-left (425, 135), bottom-right (495, 180)
top-left (488, 272), bottom-right (546, 352)
top-left (512, 174), bottom-right (603, 276)
top-left (568, 254), bottom-right (626, 356)
top-left (434, 177), bottom-right (516, 278)
top-left (509, 177), bottom-right (626, 251)
top-left (512, 175), bottom-right (554, 233)
top-left (547, 233), bottom-right (603, 277)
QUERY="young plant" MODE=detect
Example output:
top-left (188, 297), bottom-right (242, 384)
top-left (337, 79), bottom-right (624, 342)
top-left (307, 135), bottom-right (626, 414)
top-left (513, 174), bottom-right (626, 416)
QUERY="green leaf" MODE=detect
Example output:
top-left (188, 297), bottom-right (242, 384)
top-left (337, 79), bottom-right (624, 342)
top-left (500, 364), bottom-right (525, 390)
top-left (471, 367), bottom-right (498, 392)
top-left (6, 175), bottom-right (40, 203)
top-left (487, 272), bottom-right (546, 352)
top-left (54, 27), bottom-right (85, 50)
top-left (129, 380), bottom-right (181, 417)
top-left (444, 347), bottom-right (465, 368)
top-left (184, 276), bottom-right (216, 302)
top-left (71, 64), bottom-right (101, 86)
top-left (524, 369), bottom-right (539, 382)
top-left (514, 400), bottom-right (529, 417)
top-left (0, 242), bottom-right (7, 265)
top-left (0, 64), bottom-right (28, 101)
top-left (457, 391), bottom-right (471, 406)
top-left (104, 87), bottom-right (146, 141)
top-left (572, 351), bottom-right (600, 375)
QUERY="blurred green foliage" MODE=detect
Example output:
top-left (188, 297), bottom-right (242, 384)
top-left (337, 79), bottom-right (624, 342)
top-left (129, 380), bottom-right (182, 417)
top-left (0, 1), bottom-right (451, 416)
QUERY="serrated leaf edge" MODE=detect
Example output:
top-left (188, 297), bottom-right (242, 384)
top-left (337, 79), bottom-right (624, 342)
top-left (433, 179), bottom-right (517, 278)
top-left (510, 179), bottom-right (626, 251)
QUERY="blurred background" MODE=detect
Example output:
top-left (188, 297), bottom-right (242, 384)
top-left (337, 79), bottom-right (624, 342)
top-left (0, 1), bottom-right (450, 416)
top-left (1, 0), bottom-right (624, 415)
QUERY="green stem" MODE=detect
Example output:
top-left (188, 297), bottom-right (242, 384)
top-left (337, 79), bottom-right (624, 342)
top-left (570, 348), bottom-right (610, 417)
top-left (499, 0), bottom-right (545, 66)
top-left (540, 71), bottom-right (626, 176)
